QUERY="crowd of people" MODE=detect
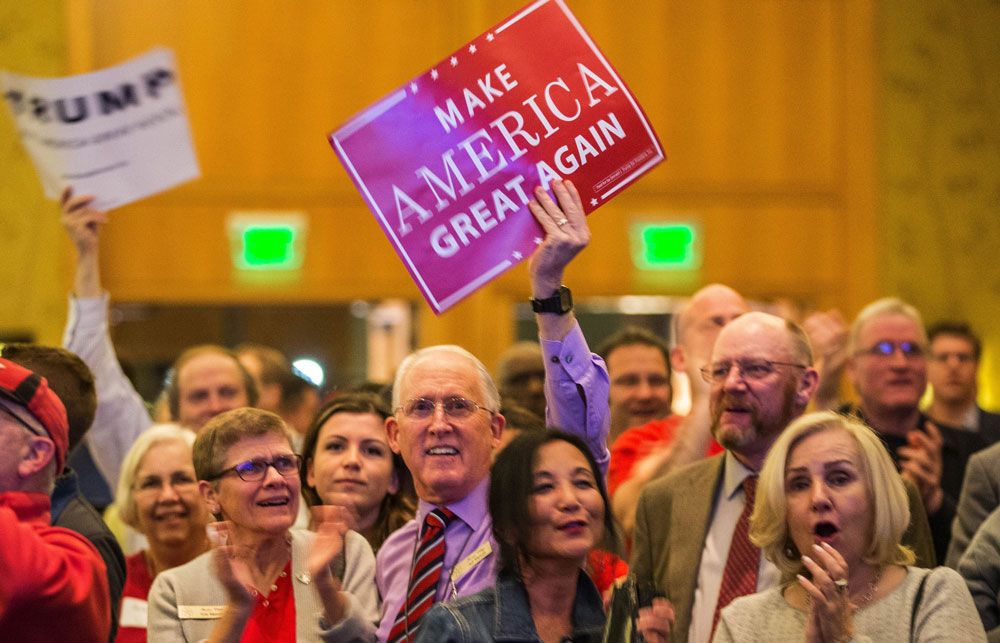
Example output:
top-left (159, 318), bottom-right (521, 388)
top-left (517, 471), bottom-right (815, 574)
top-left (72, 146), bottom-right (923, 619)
top-left (2, 177), bottom-right (998, 642)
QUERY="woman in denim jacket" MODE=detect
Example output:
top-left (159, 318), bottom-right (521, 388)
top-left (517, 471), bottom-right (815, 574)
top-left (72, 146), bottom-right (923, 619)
top-left (416, 430), bottom-right (615, 642)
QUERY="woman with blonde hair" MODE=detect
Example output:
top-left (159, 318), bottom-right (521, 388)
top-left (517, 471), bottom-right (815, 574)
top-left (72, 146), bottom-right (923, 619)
top-left (714, 411), bottom-right (984, 642)
top-left (112, 424), bottom-right (210, 642)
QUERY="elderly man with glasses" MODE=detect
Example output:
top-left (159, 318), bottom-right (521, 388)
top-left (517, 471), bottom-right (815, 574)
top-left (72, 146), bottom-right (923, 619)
top-left (374, 180), bottom-right (612, 642)
top-left (839, 297), bottom-right (990, 564)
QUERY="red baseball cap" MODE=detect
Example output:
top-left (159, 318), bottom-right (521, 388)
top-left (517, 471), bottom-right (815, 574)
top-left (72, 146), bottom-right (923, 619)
top-left (0, 357), bottom-right (69, 473)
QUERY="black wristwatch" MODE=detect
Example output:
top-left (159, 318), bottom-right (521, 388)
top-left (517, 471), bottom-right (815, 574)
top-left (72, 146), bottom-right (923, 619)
top-left (531, 285), bottom-right (573, 315)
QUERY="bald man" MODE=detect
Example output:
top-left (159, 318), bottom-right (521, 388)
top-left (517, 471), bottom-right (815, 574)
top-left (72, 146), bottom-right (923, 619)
top-left (609, 284), bottom-right (749, 536)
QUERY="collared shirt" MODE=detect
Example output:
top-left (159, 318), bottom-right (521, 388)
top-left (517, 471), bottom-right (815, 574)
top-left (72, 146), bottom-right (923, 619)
top-left (376, 321), bottom-right (610, 641)
top-left (540, 321), bottom-right (611, 476)
top-left (687, 452), bottom-right (780, 643)
top-left (376, 478), bottom-right (495, 641)
top-left (241, 561), bottom-right (295, 643)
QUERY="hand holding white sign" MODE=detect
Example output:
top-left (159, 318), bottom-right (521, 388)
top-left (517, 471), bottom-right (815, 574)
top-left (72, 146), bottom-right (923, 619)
top-left (2, 48), bottom-right (199, 210)
top-left (60, 186), bottom-right (106, 299)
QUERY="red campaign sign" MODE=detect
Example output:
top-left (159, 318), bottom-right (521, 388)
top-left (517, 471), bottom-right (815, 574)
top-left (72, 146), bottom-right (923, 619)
top-left (329, 0), bottom-right (664, 313)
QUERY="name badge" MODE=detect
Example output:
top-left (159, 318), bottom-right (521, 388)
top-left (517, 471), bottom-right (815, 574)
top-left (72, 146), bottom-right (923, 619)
top-left (450, 541), bottom-right (492, 583)
top-left (178, 605), bottom-right (226, 620)
top-left (119, 596), bottom-right (148, 628)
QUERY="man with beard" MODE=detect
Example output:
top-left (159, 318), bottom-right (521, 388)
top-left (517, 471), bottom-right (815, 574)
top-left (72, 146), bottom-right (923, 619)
top-left (629, 312), bottom-right (935, 643)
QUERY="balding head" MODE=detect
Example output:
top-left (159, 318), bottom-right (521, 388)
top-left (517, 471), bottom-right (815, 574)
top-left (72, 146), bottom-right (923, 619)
top-left (387, 345), bottom-right (504, 505)
top-left (707, 312), bottom-right (818, 469)
top-left (672, 284), bottom-right (749, 373)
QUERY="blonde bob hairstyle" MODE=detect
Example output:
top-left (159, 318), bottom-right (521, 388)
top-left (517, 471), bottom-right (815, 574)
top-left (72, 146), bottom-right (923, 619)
top-left (749, 411), bottom-right (915, 581)
top-left (114, 423), bottom-right (196, 528)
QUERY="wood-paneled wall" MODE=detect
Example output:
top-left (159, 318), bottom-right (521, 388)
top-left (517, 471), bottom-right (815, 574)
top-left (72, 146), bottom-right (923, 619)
top-left (0, 1), bottom-right (71, 346)
top-left (8, 0), bottom-right (874, 371)
top-left (0, 3), bottom-right (886, 381)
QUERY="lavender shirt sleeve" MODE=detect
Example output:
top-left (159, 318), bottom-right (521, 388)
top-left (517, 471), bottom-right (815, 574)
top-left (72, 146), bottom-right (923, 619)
top-left (540, 321), bottom-right (611, 476)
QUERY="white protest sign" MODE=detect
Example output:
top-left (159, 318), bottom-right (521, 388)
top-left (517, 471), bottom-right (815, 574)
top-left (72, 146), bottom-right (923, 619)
top-left (1, 48), bottom-right (200, 210)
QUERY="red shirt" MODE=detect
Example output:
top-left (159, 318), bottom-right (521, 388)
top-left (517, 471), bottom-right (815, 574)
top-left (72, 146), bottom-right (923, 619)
top-left (0, 492), bottom-right (111, 643)
top-left (114, 550), bottom-right (155, 643)
top-left (240, 561), bottom-right (295, 643)
top-left (586, 548), bottom-right (629, 597)
top-left (608, 415), bottom-right (723, 496)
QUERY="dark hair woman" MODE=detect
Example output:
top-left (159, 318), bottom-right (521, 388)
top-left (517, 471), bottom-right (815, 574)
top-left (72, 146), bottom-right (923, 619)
top-left (416, 430), bottom-right (671, 642)
top-left (300, 392), bottom-right (416, 552)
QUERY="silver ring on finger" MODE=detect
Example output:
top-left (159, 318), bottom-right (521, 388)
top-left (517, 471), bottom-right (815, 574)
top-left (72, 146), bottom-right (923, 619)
top-left (556, 218), bottom-right (569, 227)
top-left (834, 578), bottom-right (849, 593)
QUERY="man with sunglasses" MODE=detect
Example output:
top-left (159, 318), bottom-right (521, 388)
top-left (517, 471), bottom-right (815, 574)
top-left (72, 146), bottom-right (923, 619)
top-left (842, 297), bottom-right (988, 563)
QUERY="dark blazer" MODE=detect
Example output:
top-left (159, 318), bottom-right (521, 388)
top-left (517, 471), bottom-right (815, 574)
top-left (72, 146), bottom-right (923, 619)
top-left (51, 469), bottom-right (126, 643)
top-left (631, 453), bottom-right (936, 643)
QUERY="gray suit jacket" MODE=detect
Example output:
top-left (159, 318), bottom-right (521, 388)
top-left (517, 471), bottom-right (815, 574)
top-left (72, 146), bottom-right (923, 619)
top-left (631, 453), bottom-right (936, 643)
top-left (147, 529), bottom-right (377, 642)
top-left (957, 505), bottom-right (1000, 642)
top-left (948, 441), bottom-right (1000, 568)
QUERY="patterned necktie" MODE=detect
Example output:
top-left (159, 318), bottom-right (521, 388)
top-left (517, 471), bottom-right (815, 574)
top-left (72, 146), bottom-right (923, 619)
top-left (712, 475), bottom-right (759, 635)
top-left (387, 507), bottom-right (457, 642)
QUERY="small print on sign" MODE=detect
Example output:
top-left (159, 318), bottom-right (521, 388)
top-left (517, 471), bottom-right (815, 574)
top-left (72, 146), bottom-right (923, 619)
top-left (1, 48), bottom-right (200, 211)
top-left (329, 0), bottom-right (664, 313)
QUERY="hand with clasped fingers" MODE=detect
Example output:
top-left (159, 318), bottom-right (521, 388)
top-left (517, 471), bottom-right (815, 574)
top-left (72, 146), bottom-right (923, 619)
top-left (798, 543), bottom-right (855, 643)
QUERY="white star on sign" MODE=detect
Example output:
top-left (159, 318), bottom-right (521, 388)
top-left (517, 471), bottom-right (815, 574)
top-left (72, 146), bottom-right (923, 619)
top-left (469, 44), bottom-right (477, 54)
top-left (512, 250), bottom-right (522, 260)
top-left (410, 82), bottom-right (418, 94)
top-left (534, 237), bottom-right (543, 245)
top-left (430, 68), bottom-right (439, 80)
top-left (450, 56), bottom-right (458, 67)
top-left (590, 198), bottom-right (598, 207)
top-left (486, 32), bottom-right (495, 42)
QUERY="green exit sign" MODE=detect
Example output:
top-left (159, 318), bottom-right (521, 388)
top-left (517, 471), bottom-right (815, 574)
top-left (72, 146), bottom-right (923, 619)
top-left (228, 213), bottom-right (306, 271)
top-left (631, 222), bottom-right (701, 271)
top-left (243, 226), bottom-right (296, 267)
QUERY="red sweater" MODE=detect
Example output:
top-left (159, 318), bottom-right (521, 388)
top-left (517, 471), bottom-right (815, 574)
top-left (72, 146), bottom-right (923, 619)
top-left (0, 492), bottom-right (110, 643)
top-left (608, 415), bottom-right (723, 496)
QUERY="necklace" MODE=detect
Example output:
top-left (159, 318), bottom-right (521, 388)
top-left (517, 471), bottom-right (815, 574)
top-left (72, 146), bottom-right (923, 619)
top-left (855, 566), bottom-right (883, 607)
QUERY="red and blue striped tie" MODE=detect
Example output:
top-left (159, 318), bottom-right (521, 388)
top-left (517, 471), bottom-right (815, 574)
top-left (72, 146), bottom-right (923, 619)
top-left (387, 507), bottom-right (457, 642)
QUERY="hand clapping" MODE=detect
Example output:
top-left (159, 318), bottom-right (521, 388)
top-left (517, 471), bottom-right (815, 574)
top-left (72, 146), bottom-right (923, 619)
top-left (798, 542), bottom-right (854, 643)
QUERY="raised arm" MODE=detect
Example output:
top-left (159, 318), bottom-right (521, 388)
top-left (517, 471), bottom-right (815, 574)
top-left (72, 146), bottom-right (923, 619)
top-left (527, 179), bottom-right (610, 474)
top-left (60, 187), bottom-right (152, 489)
